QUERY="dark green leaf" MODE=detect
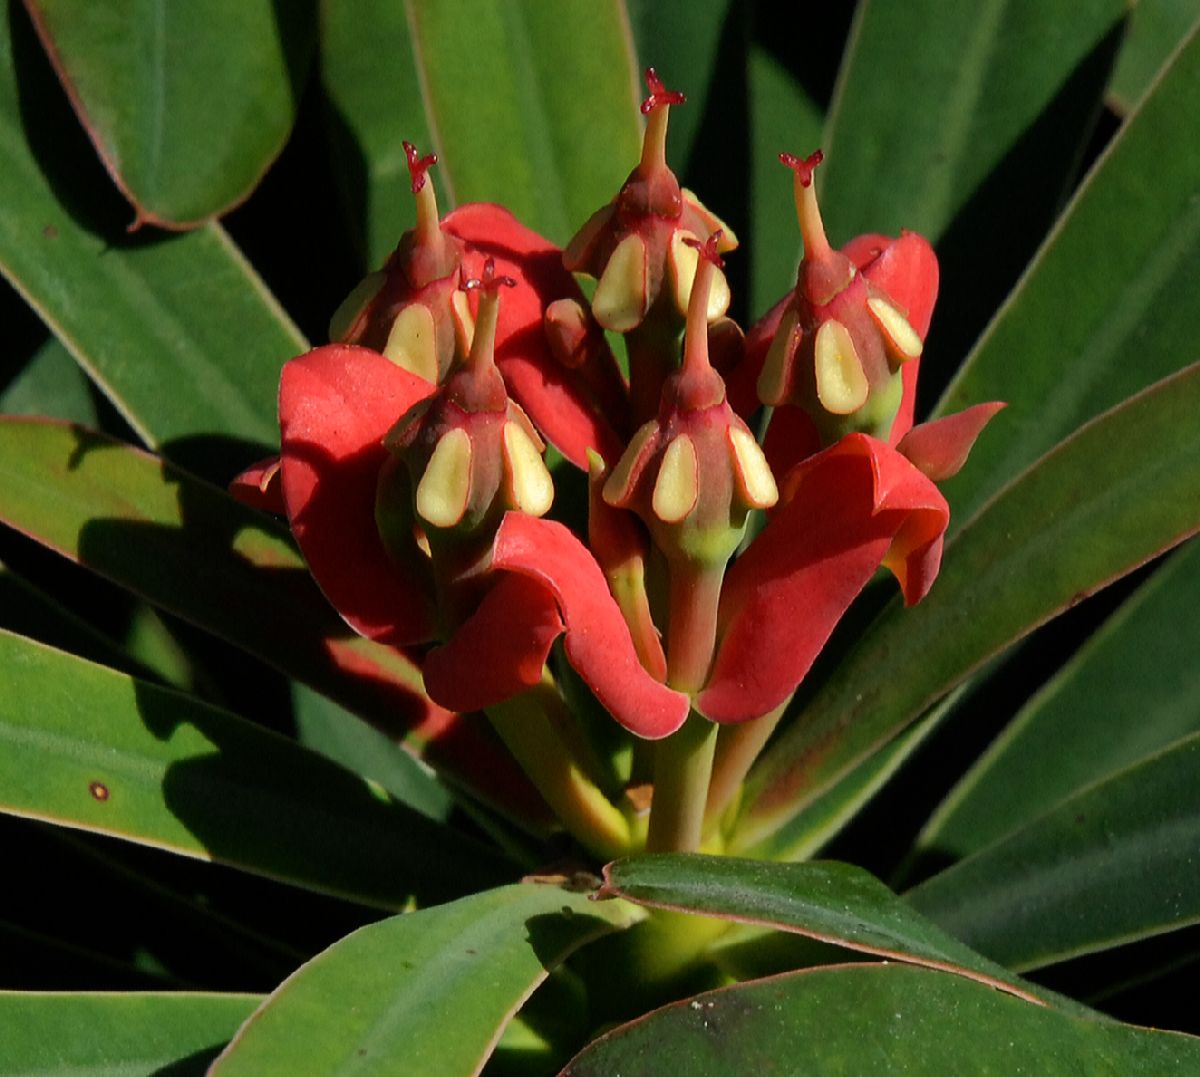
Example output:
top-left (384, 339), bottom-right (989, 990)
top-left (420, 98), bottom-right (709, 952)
top-left (0, 628), bottom-right (512, 907)
top-left (1108, 2), bottom-right (1199, 113)
top-left (210, 884), bottom-right (642, 1076)
top-left (602, 854), bottom-right (1053, 1006)
top-left (737, 363), bottom-right (1200, 855)
top-left (0, 335), bottom-right (97, 425)
top-left (405, 0), bottom-right (642, 245)
top-left (0, 990), bottom-right (259, 1075)
top-left (937, 21), bottom-right (1200, 524)
top-left (908, 730), bottom-right (1200, 970)
top-left (0, 9), bottom-right (304, 465)
top-left (824, 0), bottom-right (1125, 377)
top-left (919, 540), bottom-right (1200, 862)
top-left (561, 964), bottom-right (1200, 1075)
top-left (26, 0), bottom-right (315, 226)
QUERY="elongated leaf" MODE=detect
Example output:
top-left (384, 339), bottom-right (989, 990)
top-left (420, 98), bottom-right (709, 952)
top-left (0, 990), bottom-right (259, 1075)
top-left (319, 0), bottom-right (435, 269)
top-left (0, 629), bottom-right (512, 907)
top-left (561, 964), bottom-right (1200, 1075)
top-left (0, 335), bottom-right (97, 424)
top-left (822, 0), bottom-right (1123, 372)
top-left (920, 540), bottom-right (1200, 862)
top-left (736, 363), bottom-right (1200, 855)
top-left (1108, 2), bottom-right (1199, 112)
top-left (937, 22), bottom-right (1200, 524)
top-left (601, 854), bottom-right (1052, 1006)
top-left (25, 0), bottom-right (315, 227)
top-left (0, 8), bottom-right (304, 467)
top-left (211, 883), bottom-right (642, 1076)
top-left (908, 731), bottom-right (1200, 971)
top-left (0, 418), bottom-right (545, 821)
top-left (405, 0), bottom-right (641, 245)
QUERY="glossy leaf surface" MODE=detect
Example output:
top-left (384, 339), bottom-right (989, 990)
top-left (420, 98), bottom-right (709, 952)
top-left (602, 854), bottom-right (1048, 1005)
top-left (211, 884), bottom-right (642, 1076)
top-left (0, 990), bottom-right (259, 1074)
top-left (937, 22), bottom-right (1200, 523)
top-left (737, 363), bottom-right (1200, 854)
top-left (1108, 2), bottom-right (1199, 112)
top-left (920, 539), bottom-right (1200, 862)
top-left (0, 9), bottom-right (303, 460)
top-left (562, 964), bottom-right (1200, 1075)
top-left (25, 0), bottom-right (315, 226)
top-left (908, 730), bottom-right (1200, 971)
top-left (0, 629), bottom-right (512, 907)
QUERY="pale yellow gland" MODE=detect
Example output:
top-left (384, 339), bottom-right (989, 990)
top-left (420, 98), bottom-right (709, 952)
top-left (415, 428), bottom-right (473, 528)
top-left (867, 296), bottom-right (923, 363)
top-left (681, 189), bottom-right (738, 250)
top-left (814, 320), bottom-right (869, 415)
top-left (668, 231), bottom-right (731, 321)
top-left (757, 306), bottom-right (801, 405)
top-left (383, 303), bottom-right (438, 383)
top-left (727, 425), bottom-right (778, 509)
top-left (328, 271), bottom-right (386, 342)
top-left (563, 203), bottom-right (612, 271)
top-left (503, 421), bottom-right (554, 517)
top-left (451, 290), bottom-right (474, 357)
top-left (652, 434), bottom-right (699, 523)
top-left (603, 421), bottom-right (658, 506)
top-left (592, 232), bottom-right (650, 332)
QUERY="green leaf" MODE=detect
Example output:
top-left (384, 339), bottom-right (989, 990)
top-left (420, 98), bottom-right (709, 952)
top-left (405, 0), bottom-right (642, 245)
top-left (560, 963), bottom-right (1200, 1075)
top-left (919, 540), bottom-right (1200, 863)
top-left (1108, 3), bottom-right (1199, 113)
top-left (0, 9), bottom-right (304, 468)
top-left (210, 884), bottom-right (642, 1076)
top-left (319, 0), bottom-right (435, 269)
top-left (601, 854), bottom-right (1054, 1007)
top-left (26, 0), bottom-right (315, 226)
top-left (908, 730), bottom-right (1200, 971)
top-left (292, 683), bottom-right (454, 823)
top-left (0, 990), bottom-right (260, 1075)
top-left (747, 43), bottom-right (822, 317)
top-left (0, 418), bottom-right (538, 821)
top-left (736, 363), bottom-right (1200, 855)
top-left (937, 21), bottom-right (1200, 524)
top-left (0, 628), bottom-right (512, 908)
top-left (0, 335), bottom-right (98, 425)
top-left (823, 0), bottom-right (1124, 373)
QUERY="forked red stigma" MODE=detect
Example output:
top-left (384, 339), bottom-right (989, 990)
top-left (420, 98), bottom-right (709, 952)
top-left (403, 140), bottom-right (438, 194)
top-left (779, 149), bottom-right (824, 188)
top-left (641, 67), bottom-right (686, 114)
top-left (683, 229), bottom-right (726, 270)
top-left (463, 258), bottom-right (517, 295)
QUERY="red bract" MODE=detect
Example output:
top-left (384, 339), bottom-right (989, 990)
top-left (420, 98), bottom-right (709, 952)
top-left (698, 433), bottom-right (949, 723)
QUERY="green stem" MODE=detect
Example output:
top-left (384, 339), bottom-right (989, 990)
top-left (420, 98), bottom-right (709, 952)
top-left (626, 321), bottom-right (680, 428)
top-left (705, 698), bottom-right (789, 832)
top-left (487, 690), bottom-right (631, 861)
top-left (665, 560), bottom-right (725, 694)
top-left (646, 710), bottom-right (718, 853)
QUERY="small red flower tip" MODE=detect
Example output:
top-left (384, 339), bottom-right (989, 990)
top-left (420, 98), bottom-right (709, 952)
top-left (641, 67), bottom-right (686, 114)
top-left (462, 257), bottom-right (517, 294)
top-left (683, 230), bottom-right (726, 270)
top-left (403, 140), bottom-right (438, 194)
top-left (780, 149), bottom-right (824, 189)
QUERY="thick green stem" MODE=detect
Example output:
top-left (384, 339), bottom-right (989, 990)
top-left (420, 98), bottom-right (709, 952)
top-left (665, 560), bottom-right (725, 694)
top-left (705, 698), bottom-right (789, 831)
top-left (646, 710), bottom-right (718, 853)
top-left (626, 321), bottom-right (680, 428)
top-left (487, 690), bottom-right (631, 861)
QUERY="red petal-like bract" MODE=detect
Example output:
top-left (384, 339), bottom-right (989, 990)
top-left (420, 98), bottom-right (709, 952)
top-left (229, 455), bottom-right (284, 515)
top-left (897, 402), bottom-right (1006, 482)
top-left (279, 344), bottom-right (437, 646)
top-left (698, 434), bottom-right (948, 723)
top-left (444, 203), bottom-right (625, 466)
top-left (493, 513), bottom-right (691, 739)
top-left (423, 572), bottom-right (565, 713)
top-left (848, 230), bottom-right (939, 444)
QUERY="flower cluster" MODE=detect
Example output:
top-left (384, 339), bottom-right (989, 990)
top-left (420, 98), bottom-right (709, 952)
top-left (233, 70), bottom-right (1001, 854)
